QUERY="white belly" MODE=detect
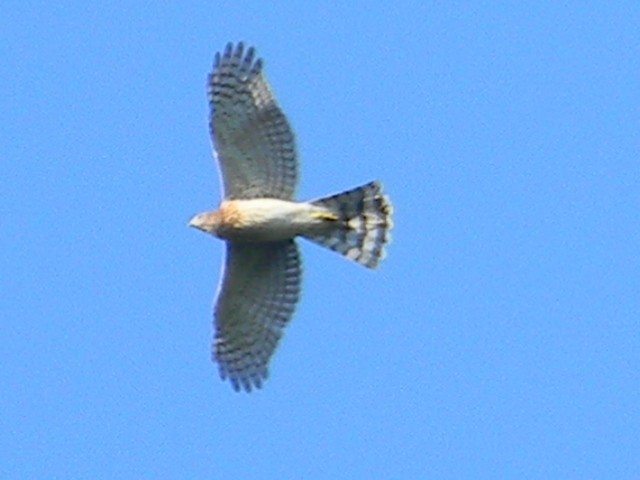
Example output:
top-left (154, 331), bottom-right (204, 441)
top-left (219, 199), bottom-right (327, 241)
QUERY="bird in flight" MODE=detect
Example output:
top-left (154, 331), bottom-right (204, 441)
top-left (190, 42), bottom-right (393, 392)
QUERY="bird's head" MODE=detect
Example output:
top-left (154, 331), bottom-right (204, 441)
top-left (188, 211), bottom-right (221, 235)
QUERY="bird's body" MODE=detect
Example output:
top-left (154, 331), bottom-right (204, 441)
top-left (190, 198), bottom-right (336, 242)
top-left (190, 42), bottom-right (393, 392)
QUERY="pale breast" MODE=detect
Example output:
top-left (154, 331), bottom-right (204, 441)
top-left (218, 199), bottom-right (326, 241)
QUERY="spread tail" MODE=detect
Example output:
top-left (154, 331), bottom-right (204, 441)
top-left (304, 181), bottom-right (393, 269)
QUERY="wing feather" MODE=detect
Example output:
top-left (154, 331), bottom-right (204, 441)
top-left (213, 240), bottom-right (302, 392)
top-left (208, 42), bottom-right (298, 200)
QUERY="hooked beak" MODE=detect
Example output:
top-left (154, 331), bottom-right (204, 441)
top-left (188, 214), bottom-right (204, 231)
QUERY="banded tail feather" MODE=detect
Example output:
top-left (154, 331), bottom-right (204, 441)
top-left (305, 181), bottom-right (393, 269)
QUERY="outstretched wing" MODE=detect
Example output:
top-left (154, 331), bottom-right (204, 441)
top-left (208, 42), bottom-right (298, 200)
top-left (213, 240), bottom-right (302, 392)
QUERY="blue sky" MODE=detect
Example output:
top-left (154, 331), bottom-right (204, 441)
top-left (2, 2), bottom-right (638, 478)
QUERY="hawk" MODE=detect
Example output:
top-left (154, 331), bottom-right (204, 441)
top-left (190, 42), bottom-right (393, 392)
